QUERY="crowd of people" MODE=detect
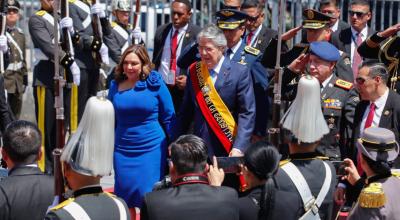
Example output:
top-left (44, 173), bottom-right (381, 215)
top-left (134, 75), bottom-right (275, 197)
top-left (0, 0), bottom-right (400, 219)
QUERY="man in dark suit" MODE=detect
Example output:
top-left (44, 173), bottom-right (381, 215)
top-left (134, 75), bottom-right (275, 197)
top-left (335, 61), bottom-right (400, 207)
top-left (152, 0), bottom-right (201, 110)
top-left (0, 120), bottom-right (54, 220)
top-left (174, 24), bottom-right (255, 158)
top-left (241, 0), bottom-right (278, 53)
top-left (141, 135), bottom-right (240, 220)
top-left (330, 0), bottom-right (374, 79)
top-left (319, 0), bottom-right (350, 34)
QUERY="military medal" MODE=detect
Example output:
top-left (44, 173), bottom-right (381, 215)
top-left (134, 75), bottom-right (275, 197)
top-left (201, 85), bottom-right (210, 94)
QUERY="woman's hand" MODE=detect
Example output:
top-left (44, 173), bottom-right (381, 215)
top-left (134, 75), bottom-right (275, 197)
top-left (341, 158), bottom-right (361, 186)
top-left (207, 156), bottom-right (225, 186)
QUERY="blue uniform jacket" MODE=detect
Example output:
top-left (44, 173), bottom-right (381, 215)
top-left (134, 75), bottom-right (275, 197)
top-left (173, 58), bottom-right (255, 156)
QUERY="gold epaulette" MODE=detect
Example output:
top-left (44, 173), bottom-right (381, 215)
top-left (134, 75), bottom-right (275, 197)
top-left (244, 46), bottom-right (260, 56)
top-left (335, 79), bottom-right (353, 90)
top-left (366, 37), bottom-right (380, 48)
top-left (35, 10), bottom-right (46, 16)
top-left (358, 183), bottom-right (386, 208)
top-left (50, 198), bottom-right (75, 211)
top-left (111, 21), bottom-right (117, 28)
top-left (279, 159), bottom-right (291, 167)
top-left (68, 0), bottom-right (76, 3)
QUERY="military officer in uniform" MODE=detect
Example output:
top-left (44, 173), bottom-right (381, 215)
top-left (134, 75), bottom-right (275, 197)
top-left (216, 9), bottom-right (269, 140)
top-left (343, 127), bottom-right (400, 220)
top-left (267, 75), bottom-right (336, 220)
top-left (261, 9), bottom-right (354, 83)
top-left (68, 0), bottom-right (110, 124)
top-left (29, 0), bottom-right (80, 173)
top-left (357, 23), bottom-right (400, 94)
top-left (45, 97), bottom-right (130, 220)
top-left (4, 0), bottom-right (26, 119)
top-left (283, 41), bottom-right (357, 160)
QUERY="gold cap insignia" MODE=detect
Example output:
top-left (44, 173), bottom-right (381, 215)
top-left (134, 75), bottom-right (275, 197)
top-left (220, 10), bottom-right (234, 17)
top-left (307, 10), bottom-right (314, 19)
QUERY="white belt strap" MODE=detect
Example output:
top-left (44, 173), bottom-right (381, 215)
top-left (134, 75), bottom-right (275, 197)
top-left (5, 32), bottom-right (23, 60)
top-left (111, 197), bottom-right (128, 220)
top-left (42, 12), bottom-right (55, 26)
top-left (281, 161), bottom-right (332, 220)
top-left (73, 0), bottom-right (92, 29)
top-left (62, 201), bottom-right (91, 220)
top-left (113, 25), bottom-right (129, 40)
top-left (33, 48), bottom-right (49, 61)
top-left (121, 42), bottom-right (129, 54)
top-left (6, 62), bottom-right (23, 71)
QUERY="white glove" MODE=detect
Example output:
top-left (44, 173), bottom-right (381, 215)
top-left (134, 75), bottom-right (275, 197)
top-left (99, 43), bottom-right (109, 65)
top-left (131, 27), bottom-right (142, 44)
top-left (60, 17), bottom-right (74, 34)
top-left (0, 35), bottom-right (8, 53)
top-left (91, 3), bottom-right (106, 18)
top-left (70, 61), bottom-right (81, 86)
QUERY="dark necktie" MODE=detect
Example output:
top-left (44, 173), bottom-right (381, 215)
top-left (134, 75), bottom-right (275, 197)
top-left (226, 48), bottom-right (233, 60)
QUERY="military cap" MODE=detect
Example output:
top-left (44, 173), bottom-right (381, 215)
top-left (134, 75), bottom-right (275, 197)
top-left (357, 127), bottom-right (400, 162)
top-left (216, 9), bottom-right (248, 30)
top-left (302, 9), bottom-right (332, 29)
top-left (309, 41), bottom-right (340, 62)
top-left (7, 0), bottom-right (20, 11)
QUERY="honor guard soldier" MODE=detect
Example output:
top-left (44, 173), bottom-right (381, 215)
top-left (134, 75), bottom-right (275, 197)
top-left (216, 9), bottom-right (269, 140)
top-left (4, 0), bottom-right (27, 119)
top-left (267, 75), bottom-right (336, 220)
top-left (345, 127), bottom-right (400, 220)
top-left (103, 0), bottom-right (142, 88)
top-left (29, 0), bottom-right (80, 173)
top-left (45, 97), bottom-right (130, 220)
top-left (68, 0), bottom-right (111, 126)
top-left (284, 41), bottom-right (358, 160)
top-left (357, 23), bottom-right (400, 94)
top-left (261, 9), bottom-right (354, 82)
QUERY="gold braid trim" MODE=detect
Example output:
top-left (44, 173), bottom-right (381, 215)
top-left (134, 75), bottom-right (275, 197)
top-left (358, 182), bottom-right (386, 208)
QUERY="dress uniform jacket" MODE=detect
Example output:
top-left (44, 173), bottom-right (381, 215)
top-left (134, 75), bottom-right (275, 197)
top-left (141, 182), bottom-right (240, 220)
top-left (103, 21), bottom-right (130, 65)
top-left (0, 165), bottom-right (54, 220)
top-left (3, 27), bottom-right (27, 95)
top-left (0, 75), bottom-right (13, 133)
top-left (348, 174), bottom-right (400, 220)
top-left (174, 57), bottom-right (255, 156)
top-left (45, 186), bottom-right (130, 220)
top-left (282, 68), bottom-right (357, 159)
top-left (267, 153), bottom-right (336, 220)
top-left (261, 38), bottom-right (354, 82)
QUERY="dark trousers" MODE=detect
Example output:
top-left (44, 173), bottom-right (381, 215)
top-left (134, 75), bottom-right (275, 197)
top-left (7, 92), bottom-right (22, 119)
top-left (77, 68), bottom-right (99, 120)
top-left (167, 85), bottom-right (184, 112)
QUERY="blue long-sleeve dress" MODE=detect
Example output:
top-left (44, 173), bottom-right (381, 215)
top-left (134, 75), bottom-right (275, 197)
top-left (108, 71), bottom-right (175, 208)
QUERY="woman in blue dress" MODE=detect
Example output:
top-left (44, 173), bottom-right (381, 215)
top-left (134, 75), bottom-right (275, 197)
top-left (108, 44), bottom-right (175, 213)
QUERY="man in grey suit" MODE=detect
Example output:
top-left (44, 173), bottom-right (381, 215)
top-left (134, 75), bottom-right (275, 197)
top-left (319, 0), bottom-right (350, 34)
top-left (0, 120), bottom-right (54, 220)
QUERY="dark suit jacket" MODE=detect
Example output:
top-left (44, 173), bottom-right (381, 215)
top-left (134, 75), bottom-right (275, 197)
top-left (0, 166), bottom-right (54, 220)
top-left (330, 26), bottom-right (375, 57)
top-left (141, 183), bottom-right (239, 220)
top-left (333, 20), bottom-right (351, 34)
top-left (350, 90), bottom-right (400, 160)
top-left (174, 58), bottom-right (256, 156)
top-left (152, 23), bottom-right (201, 70)
top-left (247, 25), bottom-right (278, 53)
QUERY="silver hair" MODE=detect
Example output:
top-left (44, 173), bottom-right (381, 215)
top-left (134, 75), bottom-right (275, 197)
top-left (359, 60), bottom-right (389, 84)
top-left (197, 24), bottom-right (227, 49)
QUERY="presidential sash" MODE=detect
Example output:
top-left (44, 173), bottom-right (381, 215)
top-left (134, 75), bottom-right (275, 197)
top-left (189, 61), bottom-right (237, 153)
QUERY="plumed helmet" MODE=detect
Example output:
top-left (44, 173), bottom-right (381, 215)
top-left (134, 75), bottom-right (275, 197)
top-left (112, 0), bottom-right (130, 12)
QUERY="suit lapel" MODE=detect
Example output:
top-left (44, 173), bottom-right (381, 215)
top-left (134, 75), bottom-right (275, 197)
top-left (182, 24), bottom-right (193, 49)
top-left (214, 58), bottom-right (231, 92)
top-left (321, 75), bottom-right (337, 100)
top-left (344, 28), bottom-right (352, 55)
top-left (231, 42), bottom-right (245, 62)
top-left (379, 91), bottom-right (394, 128)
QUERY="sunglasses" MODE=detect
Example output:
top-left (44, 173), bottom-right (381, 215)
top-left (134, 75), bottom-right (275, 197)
top-left (247, 13), bottom-right (262, 22)
top-left (349, 10), bottom-right (368, 18)
top-left (355, 76), bottom-right (372, 85)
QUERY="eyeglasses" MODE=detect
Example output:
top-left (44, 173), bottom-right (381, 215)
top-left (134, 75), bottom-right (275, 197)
top-left (349, 10), bottom-right (368, 18)
top-left (247, 13), bottom-right (262, 22)
top-left (355, 76), bottom-right (372, 85)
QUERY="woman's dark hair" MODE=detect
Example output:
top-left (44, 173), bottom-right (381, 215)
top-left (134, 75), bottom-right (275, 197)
top-left (114, 44), bottom-right (154, 83)
top-left (243, 141), bottom-right (281, 219)
top-left (361, 154), bottom-right (392, 176)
